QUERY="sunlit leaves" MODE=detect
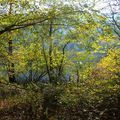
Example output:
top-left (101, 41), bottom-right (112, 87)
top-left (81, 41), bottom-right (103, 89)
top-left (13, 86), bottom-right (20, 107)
top-left (95, 48), bottom-right (120, 81)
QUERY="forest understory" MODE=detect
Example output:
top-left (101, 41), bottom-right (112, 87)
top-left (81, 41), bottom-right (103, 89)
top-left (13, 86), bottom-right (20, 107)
top-left (0, 0), bottom-right (120, 119)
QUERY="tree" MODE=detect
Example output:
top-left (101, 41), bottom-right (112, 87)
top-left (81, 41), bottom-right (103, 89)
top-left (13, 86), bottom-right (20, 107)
top-left (0, 0), bottom-right (116, 84)
top-left (108, 0), bottom-right (120, 38)
top-left (96, 48), bottom-right (120, 84)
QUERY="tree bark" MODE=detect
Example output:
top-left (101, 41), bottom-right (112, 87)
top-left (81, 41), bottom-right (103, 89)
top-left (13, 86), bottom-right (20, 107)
top-left (49, 21), bottom-right (53, 83)
top-left (8, 2), bottom-right (15, 83)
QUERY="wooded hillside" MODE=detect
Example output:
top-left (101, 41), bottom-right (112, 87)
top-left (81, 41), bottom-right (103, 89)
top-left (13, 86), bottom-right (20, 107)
top-left (0, 0), bottom-right (120, 120)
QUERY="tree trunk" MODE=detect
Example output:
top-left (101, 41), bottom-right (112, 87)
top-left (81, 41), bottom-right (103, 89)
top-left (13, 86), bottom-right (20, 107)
top-left (76, 69), bottom-right (80, 87)
top-left (28, 60), bottom-right (33, 82)
top-left (8, 3), bottom-right (15, 83)
top-left (49, 21), bottom-right (53, 83)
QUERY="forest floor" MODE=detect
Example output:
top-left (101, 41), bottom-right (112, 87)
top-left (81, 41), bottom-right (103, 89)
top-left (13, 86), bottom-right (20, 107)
top-left (0, 81), bottom-right (120, 120)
